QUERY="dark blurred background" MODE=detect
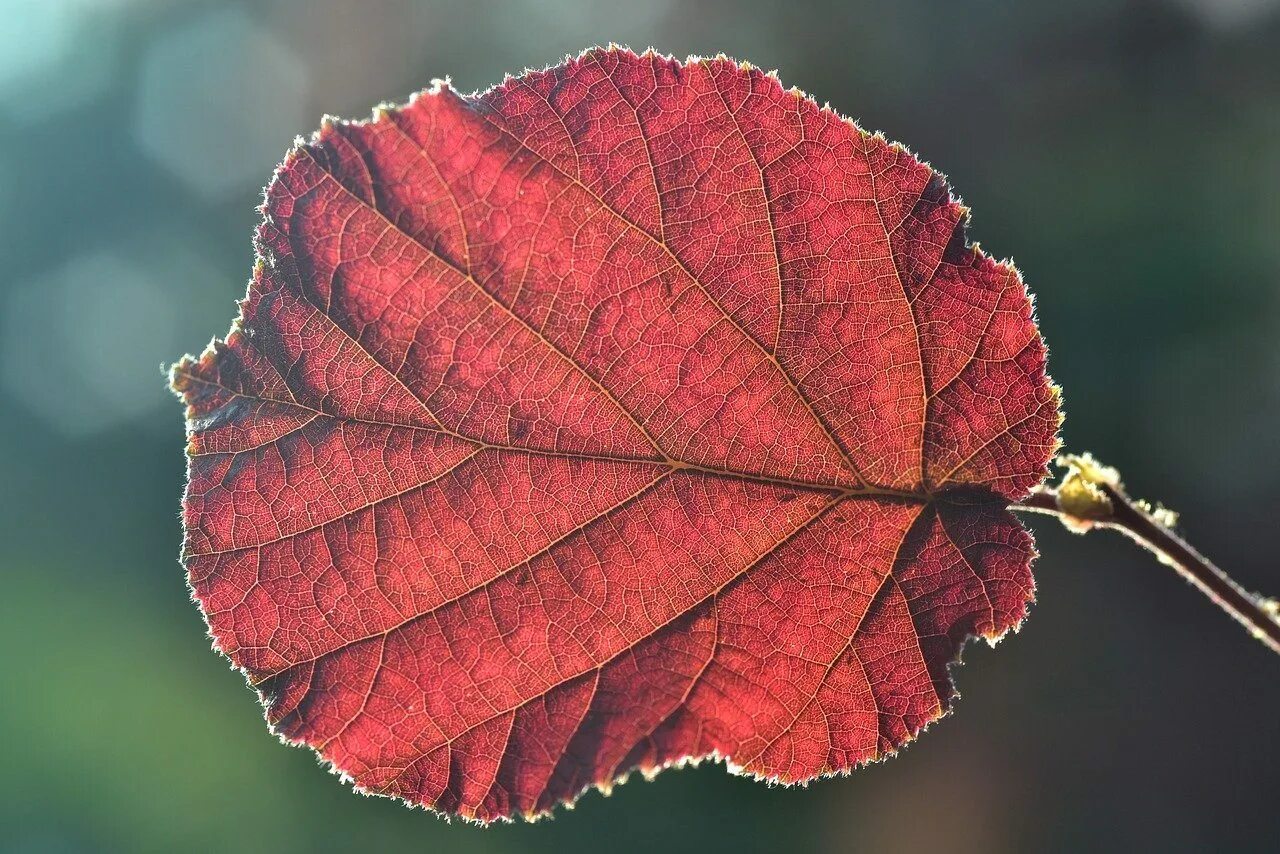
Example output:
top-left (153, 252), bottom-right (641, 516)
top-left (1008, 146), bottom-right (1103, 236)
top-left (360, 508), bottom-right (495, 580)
top-left (2, 1), bottom-right (1278, 851)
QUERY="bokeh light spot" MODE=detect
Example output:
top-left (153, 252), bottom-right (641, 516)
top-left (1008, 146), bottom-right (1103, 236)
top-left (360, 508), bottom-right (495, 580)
top-left (2, 252), bottom-right (178, 436)
top-left (134, 7), bottom-right (310, 200)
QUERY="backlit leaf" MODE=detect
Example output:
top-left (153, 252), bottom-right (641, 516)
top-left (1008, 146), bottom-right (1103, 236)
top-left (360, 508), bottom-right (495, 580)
top-left (171, 47), bottom-right (1061, 822)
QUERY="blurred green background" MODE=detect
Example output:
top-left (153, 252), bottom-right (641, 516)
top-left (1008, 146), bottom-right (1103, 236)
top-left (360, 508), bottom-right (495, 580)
top-left (2, 1), bottom-right (1278, 852)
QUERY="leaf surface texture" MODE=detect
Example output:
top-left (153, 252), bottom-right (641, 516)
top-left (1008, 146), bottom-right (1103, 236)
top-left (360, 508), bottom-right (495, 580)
top-left (173, 48), bottom-right (1060, 821)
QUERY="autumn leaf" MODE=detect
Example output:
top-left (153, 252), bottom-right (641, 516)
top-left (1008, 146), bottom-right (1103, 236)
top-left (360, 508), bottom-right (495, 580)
top-left (171, 47), bottom-right (1061, 822)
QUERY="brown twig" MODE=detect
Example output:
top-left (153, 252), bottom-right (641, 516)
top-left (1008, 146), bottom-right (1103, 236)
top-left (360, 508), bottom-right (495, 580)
top-left (1013, 455), bottom-right (1280, 656)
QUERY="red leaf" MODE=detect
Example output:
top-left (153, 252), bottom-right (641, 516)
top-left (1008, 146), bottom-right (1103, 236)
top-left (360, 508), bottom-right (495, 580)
top-left (172, 48), bottom-right (1061, 821)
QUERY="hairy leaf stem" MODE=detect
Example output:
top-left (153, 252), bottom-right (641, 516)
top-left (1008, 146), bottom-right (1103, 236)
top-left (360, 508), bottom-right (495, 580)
top-left (1014, 454), bottom-right (1280, 656)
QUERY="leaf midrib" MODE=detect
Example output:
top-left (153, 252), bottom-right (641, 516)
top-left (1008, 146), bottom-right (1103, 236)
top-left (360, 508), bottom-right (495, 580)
top-left (176, 366), bottom-right (929, 536)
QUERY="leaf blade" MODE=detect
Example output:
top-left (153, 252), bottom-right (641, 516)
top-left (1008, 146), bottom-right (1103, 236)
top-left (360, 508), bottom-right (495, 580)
top-left (173, 47), bottom-right (1060, 822)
